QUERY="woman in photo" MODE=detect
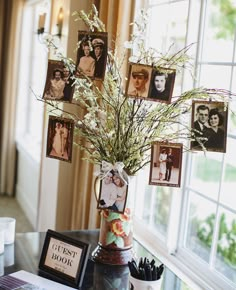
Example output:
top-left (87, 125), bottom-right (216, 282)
top-left (50, 122), bottom-right (63, 156)
top-left (113, 174), bottom-right (127, 212)
top-left (77, 43), bottom-right (95, 77)
top-left (206, 108), bottom-right (225, 150)
top-left (158, 148), bottom-right (167, 180)
top-left (99, 172), bottom-right (118, 211)
top-left (45, 68), bottom-right (65, 100)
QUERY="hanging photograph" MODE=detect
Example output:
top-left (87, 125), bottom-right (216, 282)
top-left (97, 170), bottom-right (128, 213)
top-left (126, 63), bottom-right (152, 99)
top-left (43, 60), bottom-right (75, 102)
top-left (149, 142), bottom-right (183, 187)
top-left (190, 101), bottom-right (228, 153)
top-left (46, 116), bottom-right (74, 162)
top-left (76, 31), bottom-right (108, 80)
top-left (149, 67), bottom-right (176, 103)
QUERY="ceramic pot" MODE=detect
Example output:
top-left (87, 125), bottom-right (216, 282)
top-left (92, 175), bottom-right (136, 265)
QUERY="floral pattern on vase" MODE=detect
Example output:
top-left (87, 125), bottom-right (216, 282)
top-left (100, 208), bottom-right (132, 249)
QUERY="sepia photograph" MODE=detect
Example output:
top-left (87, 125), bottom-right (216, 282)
top-left (126, 63), bottom-right (152, 99)
top-left (149, 68), bottom-right (176, 103)
top-left (76, 31), bottom-right (108, 80)
top-left (43, 60), bottom-right (75, 102)
top-left (46, 116), bottom-right (74, 162)
top-left (149, 142), bottom-right (183, 187)
top-left (190, 101), bottom-right (228, 153)
top-left (97, 170), bottom-right (128, 213)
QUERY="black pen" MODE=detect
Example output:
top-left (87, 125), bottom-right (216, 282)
top-left (138, 257), bottom-right (143, 269)
top-left (128, 261), bottom-right (139, 278)
top-left (140, 267), bottom-right (146, 281)
top-left (152, 265), bottom-right (157, 281)
top-left (157, 264), bottom-right (164, 279)
top-left (145, 264), bottom-right (152, 281)
top-left (150, 258), bottom-right (155, 268)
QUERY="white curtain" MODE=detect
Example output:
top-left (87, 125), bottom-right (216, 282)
top-left (0, 0), bottom-right (24, 196)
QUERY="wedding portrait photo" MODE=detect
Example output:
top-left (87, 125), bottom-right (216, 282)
top-left (46, 116), bottom-right (74, 162)
top-left (149, 142), bottom-right (183, 187)
top-left (76, 31), bottom-right (108, 80)
top-left (97, 170), bottom-right (128, 213)
top-left (149, 68), bottom-right (176, 103)
top-left (43, 60), bottom-right (75, 102)
top-left (190, 101), bottom-right (228, 153)
top-left (126, 63), bottom-right (152, 99)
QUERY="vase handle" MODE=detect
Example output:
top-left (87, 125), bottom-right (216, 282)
top-left (94, 176), bottom-right (100, 201)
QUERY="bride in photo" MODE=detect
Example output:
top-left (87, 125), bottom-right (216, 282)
top-left (51, 122), bottom-right (63, 156)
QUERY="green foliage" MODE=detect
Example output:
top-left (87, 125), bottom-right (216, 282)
top-left (197, 213), bottom-right (215, 247)
top-left (218, 214), bottom-right (236, 266)
top-left (211, 0), bottom-right (236, 39)
top-left (197, 213), bottom-right (236, 267)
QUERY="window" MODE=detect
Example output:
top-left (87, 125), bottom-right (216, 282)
top-left (133, 1), bottom-right (236, 289)
top-left (15, 0), bottom-right (50, 160)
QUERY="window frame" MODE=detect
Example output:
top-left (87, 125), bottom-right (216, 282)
top-left (133, 1), bottom-right (236, 289)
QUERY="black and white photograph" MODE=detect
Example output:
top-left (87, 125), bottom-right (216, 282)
top-left (149, 68), bottom-right (176, 103)
top-left (46, 116), bottom-right (74, 162)
top-left (149, 142), bottom-right (183, 187)
top-left (97, 170), bottom-right (128, 213)
top-left (190, 101), bottom-right (228, 153)
top-left (76, 31), bottom-right (108, 80)
top-left (126, 63), bottom-right (152, 99)
top-left (43, 60), bottom-right (75, 102)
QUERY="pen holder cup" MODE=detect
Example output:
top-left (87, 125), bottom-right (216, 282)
top-left (129, 275), bottom-right (163, 290)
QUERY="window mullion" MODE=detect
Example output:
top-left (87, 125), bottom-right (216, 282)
top-left (194, 0), bottom-right (207, 87)
top-left (208, 154), bottom-right (225, 269)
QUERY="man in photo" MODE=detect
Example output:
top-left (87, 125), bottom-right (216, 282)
top-left (62, 66), bottom-right (74, 101)
top-left (164, 148), bottom-right (174, 182)
top-left (150, 71), bottom-right (169, 101)
top-left (92, 38), bottom-right (106, 79)
top-left (191, 104), bottom-right (211, 148)
top-left (128, 67), bottom-right (150, 98)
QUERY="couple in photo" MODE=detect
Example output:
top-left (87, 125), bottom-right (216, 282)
top-left (44, 65), bottom-right (74, 101)
top-left (99, 171), bottom-right (127, 212)
top-left (192, 104), bottom-right (226, 152)
top-left (158, 148), bottom-right (174, 182)
top-left (77, 38), bottom-right (106, 79)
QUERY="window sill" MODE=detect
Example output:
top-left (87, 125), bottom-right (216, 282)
top-left (133, 218), bottom-right (235, 290)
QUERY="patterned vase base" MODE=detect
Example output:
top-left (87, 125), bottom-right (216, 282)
top-left (91, 244), bottom-right (134, 265)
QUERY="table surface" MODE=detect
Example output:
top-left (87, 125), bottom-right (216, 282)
top-left (0, 230), bottom-right (192, 290)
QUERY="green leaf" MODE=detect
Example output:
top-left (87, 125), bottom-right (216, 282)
top-left (123, 221), bottom-right (131, 236)
top-left (106, 212), bottom-right (120, 222)
top-left (106, 231), bottom-right (116, 245)
top-left (114, 236), bottom-right (124, 247)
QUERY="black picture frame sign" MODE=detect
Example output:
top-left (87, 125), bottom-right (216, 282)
top-left (39, 230), bottom-right (90, 289)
